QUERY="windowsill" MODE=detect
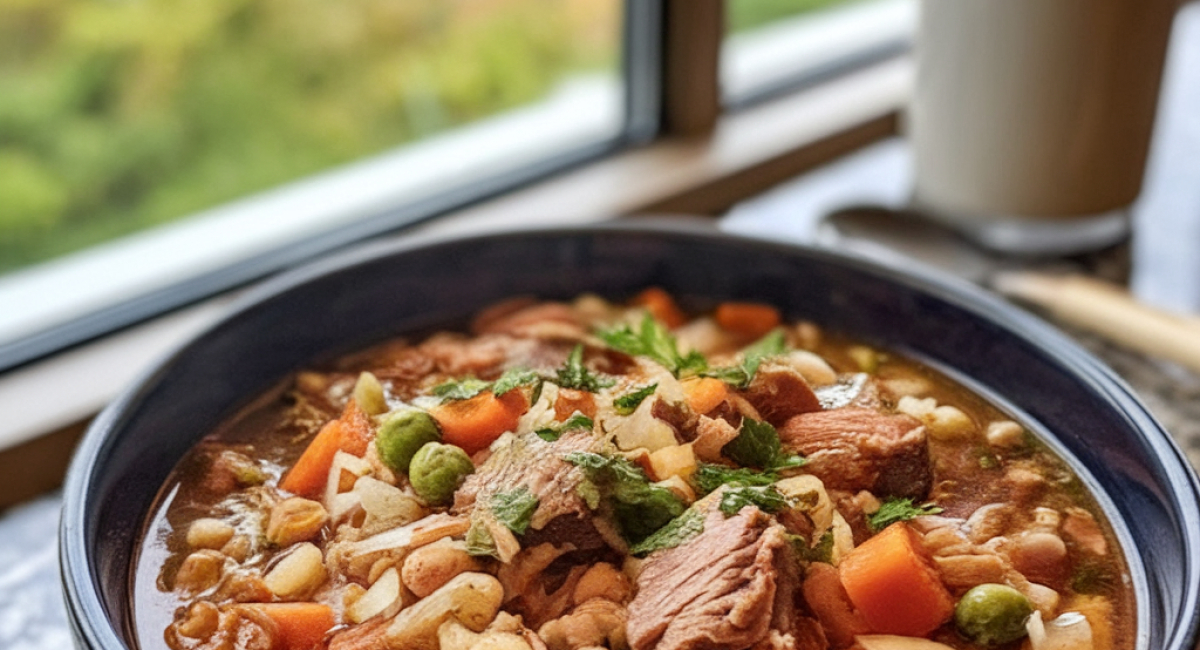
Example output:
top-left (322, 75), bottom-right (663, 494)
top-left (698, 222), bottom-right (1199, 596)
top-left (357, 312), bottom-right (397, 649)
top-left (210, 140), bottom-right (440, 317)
top-left (0, 56), bottom-right (912, 507)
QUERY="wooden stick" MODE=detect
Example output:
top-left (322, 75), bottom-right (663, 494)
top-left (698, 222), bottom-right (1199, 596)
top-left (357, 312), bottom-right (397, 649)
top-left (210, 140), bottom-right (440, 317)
top-left (993, 272), bottom-right (1200, 375)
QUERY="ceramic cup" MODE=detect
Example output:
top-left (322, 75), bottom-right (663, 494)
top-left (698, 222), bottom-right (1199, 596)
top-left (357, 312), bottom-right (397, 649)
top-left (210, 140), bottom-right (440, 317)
top-left (908, 0), bottom-right (1177, 255)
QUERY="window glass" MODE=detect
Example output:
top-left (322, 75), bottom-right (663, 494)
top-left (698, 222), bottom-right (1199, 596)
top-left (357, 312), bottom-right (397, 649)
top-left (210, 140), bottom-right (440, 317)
top-left (0, 0), bottom-right (621, 275)
top-left (0, 0), bottom-right (624, 366)
top-left (723, 0), bottom-right (916, 104)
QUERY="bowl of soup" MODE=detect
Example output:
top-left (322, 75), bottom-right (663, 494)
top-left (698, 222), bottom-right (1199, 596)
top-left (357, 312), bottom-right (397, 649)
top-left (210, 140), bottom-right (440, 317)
top-left (60, 223), bottom-right (1200, 650)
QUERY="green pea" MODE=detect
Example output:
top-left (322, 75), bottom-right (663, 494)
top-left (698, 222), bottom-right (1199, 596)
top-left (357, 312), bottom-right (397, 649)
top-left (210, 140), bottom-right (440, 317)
top-left (409, 442), bottom-right (475, 505)
top-left (375, 409), bottom-right (441, 473)
top-left (955, 583), bottom-right (1034, 646)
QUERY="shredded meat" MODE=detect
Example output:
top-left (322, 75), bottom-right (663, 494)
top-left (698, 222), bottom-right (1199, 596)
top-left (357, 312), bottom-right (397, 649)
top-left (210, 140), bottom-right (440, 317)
top-left (473, 300), bottom-right (587, 340)
top-left (779, 408), bottom-right (931, 500)
top-left (453, 431), bottom-right (598, 535)
top-left (626, 507), bottom-right (791, 650)
top-left (418, 332), bottom-right (537, 377)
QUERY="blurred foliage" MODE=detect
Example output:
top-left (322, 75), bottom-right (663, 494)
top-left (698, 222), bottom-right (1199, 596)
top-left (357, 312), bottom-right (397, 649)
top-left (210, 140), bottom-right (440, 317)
top-left (0, 0), bottom-right (618, 272)
top-left (0, 0), bottom-right (856, 274)
top-left (729, 0), bottom-right (860, 33)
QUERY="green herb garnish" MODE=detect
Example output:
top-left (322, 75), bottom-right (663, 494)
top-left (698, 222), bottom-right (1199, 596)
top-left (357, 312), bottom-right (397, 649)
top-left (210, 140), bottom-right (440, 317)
top-left (431, 377), bottom-right (492, 401)
top-left (692, 463), bottom-right (778, 495)
top-left (629, 508), bottom-right (706, 556)
top-left (790, 530), bottom-right (835, 563)
top-left (565, 451), bottom-right (686, 543)
top-left (555, 344), bottom-right (615, 392)
top-left (490, 487), bottom-right (540, 535)
top-left (597, 313), bottom-right (708, 378)
top-left (721, 419), bottom-right (806, 471)
top-left (492, 368), bottom-right (541, 396)
top-left (867, 497), bottom-right (943, 532)
top-left (613, 383), bottom-right (658, 415)
top-left (718, 485), bottom-right (789, 516)
top-left (704, 328), bottom-right (787, 389)
top-left (535, 413), bottom-right (594, 442)
top-left (432, 368), bottom-right (540, 403)
top-left (464, 519), bottom-right (498, 558)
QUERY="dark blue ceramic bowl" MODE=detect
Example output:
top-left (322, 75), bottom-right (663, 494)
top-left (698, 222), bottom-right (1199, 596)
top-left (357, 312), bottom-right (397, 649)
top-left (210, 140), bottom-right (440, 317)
top-left (61, 223), bottom-right (1200, 649)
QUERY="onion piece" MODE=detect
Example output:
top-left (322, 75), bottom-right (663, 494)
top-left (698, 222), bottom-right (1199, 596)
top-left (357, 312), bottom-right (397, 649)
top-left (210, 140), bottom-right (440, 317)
top-left (346, 567), bottom-right (403, 624)
top-left (1027, 611), bottom-right (1094, 650)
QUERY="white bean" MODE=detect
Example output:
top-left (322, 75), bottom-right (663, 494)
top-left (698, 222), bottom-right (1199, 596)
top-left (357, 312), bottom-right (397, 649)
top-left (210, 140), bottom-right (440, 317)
top-left (186, 518), bottom-right (235, 550)
top-left (264, 542), bottom-right (326, 600)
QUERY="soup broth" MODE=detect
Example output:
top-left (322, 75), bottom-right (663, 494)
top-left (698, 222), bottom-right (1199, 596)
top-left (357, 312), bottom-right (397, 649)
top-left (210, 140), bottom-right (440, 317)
top-left (135, 291), bottom-right (1133, 650)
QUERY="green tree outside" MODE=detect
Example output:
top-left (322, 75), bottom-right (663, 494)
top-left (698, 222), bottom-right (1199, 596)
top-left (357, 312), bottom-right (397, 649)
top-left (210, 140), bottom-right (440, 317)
top-left (0, 0), bottom-right (853, 274)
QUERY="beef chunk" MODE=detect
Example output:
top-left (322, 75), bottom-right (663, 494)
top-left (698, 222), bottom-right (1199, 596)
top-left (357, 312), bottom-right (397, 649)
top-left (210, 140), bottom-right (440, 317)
top-left (453, 431), bottom-right (602, 545)
top-left (739, 362), bottom-right (822, 427)
top-left (472, 299), bottom-right (584, 339)
top-left (627, 508), bottom-right (792, 650)
top-left (779, 408), bottom-right (931, 500)
top-left (652, 398), bottom-right (699, 442)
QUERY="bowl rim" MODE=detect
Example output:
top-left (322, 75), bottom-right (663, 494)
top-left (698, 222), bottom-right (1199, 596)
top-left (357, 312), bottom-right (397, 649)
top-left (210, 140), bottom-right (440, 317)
top-left (60, 220), bottom-right (1200, 650)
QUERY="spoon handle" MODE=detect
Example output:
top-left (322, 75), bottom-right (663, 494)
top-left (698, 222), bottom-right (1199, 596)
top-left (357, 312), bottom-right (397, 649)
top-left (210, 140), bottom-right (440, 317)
top-left (994, 271), bottom-right (1200, 376)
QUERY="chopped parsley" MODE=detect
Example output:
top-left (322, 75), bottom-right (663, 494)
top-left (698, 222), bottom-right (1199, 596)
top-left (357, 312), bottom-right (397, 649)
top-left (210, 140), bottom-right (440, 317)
top-left (565, 451), bottom-right (686, 543)
top-left (867, 497), bottom-right (944, 532)
top-left (721, 419), bottom-right (806, 471)
top-left (433, 368), bottom-right (541, 403)
top-left (555, 344), bottom-right (615, 392)
top-left (431, 377), bottom-right (492, 401)
top-left (464, 519), bottom-right (498, 558)
top-left (692, 463), bottom-right (778, 495)
top-left (790, 530), bottom-right (835, 564)
top-left (613, 383), bottom-right (658, 415)
top-left (629, 508), bottom-right (706, 556)
top-left (492, 367), bottom-right (541, 396)
top-left (535, 413), bottom-right (594, 442)
top-left (490, 487), bottom-right (540, 535)
top-left (597, 313), bottom-right (708, 378)
top-left (718, 485), bottom-right (789, 516)
top-left (704, 328), bottom-right (787, 389)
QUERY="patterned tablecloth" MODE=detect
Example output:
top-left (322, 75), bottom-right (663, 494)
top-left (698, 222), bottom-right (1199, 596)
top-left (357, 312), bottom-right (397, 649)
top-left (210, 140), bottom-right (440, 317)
top-left (4, 4), bottom-right (1199, 649)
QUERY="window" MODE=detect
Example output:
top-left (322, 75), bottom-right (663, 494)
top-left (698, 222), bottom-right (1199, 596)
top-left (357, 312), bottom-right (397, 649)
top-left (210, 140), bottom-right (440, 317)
top-left (722, 0), bottom-right (915, 105)
top-left (0, 0), bottom-right (912, 373)
top-left (0, 0), bottom-right (638, 370)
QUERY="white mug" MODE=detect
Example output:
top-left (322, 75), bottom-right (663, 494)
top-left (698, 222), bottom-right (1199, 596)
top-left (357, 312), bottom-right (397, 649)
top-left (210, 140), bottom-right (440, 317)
top-left (908, 0), bottom-right (1178, 255)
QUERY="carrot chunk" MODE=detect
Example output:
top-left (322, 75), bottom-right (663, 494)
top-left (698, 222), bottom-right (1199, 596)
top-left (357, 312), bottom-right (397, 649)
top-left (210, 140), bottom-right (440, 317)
top-left (280, 400), bottom-right (373, 499)
top-left (251, 602), bottom-right (335, 650)
top-left (838, 522), bottom-right (955, 637)
top-left (429, 390), bottom-right (527, 455)
top-left (554, 388), bottom-right (598, 420)
top-left (337, 400), bottom-right (373, 457)
top-left (715, 302), bottom-right (781, 338)
top-left (682, 377), bottom-right (729, 415)
top-left (634, 287), bottom-right (687, 329)
top-left (279, 420), bottom-right (344, 499)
